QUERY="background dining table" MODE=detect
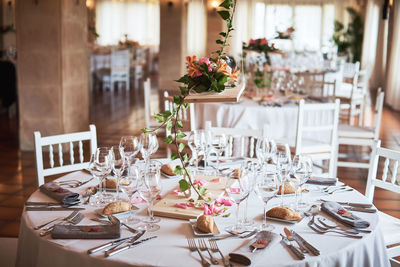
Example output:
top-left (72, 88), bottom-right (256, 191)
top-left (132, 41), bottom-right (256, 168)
top-left (16, 166), bottom-right (389, 267)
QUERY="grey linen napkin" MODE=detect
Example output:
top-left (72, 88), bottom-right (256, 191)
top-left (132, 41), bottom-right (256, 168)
top-left (40, 182), bottom-right (80, 205)
top-left (229, 231), bottom-right (280, 266)
top-left (321, 201), bottom-right (370, 228)
top-left (51, 215), bottom-right (121, 239)
top-left (306, 176), bottom-right (337, 186)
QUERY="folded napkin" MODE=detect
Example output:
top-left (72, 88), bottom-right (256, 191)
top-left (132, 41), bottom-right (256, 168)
top-left (40, 182), bottom-right (80, 206)
top-left (306, 176), bottom-right (337, 186)
top-left (321, 201), bottom-right (370, 228)
top-left (51, 215), bottom-right (120, 239)
top-left (229, 231), bottom-right (280, 266)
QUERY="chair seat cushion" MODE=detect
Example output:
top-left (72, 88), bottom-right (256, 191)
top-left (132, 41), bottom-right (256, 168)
top-left (378, 211), bottom-right (400, 246)
top-left (279, 138), bottom-right (332, 155)
top-left (338, 124), bottom-right (375, 139)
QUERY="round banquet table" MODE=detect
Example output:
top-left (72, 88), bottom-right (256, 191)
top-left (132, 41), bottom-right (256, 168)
top-left (194, 98), bottom-right (336, 145)
top-left (16, 168), bottom-right (389, 267)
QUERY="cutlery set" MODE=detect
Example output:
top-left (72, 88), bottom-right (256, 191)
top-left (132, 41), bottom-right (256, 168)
top-left (211, 229), bottom-right (258, 241)
top-left (187, 238), bottom-right (230, 267)
top-left (308, 215), bottom-right (363, 238)
top-left (322, 185), bottom-right (354, 195)
top-left (55, 177), bottom-right (94, 188)
top-left (280, 227), bottom-right (320, 260)
top-left (38, 211), bottom-right (84, 236)
top-left (319, 199), bottom-right (376, 213)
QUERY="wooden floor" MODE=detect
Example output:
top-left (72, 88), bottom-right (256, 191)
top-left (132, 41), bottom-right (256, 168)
top-left (0, 80), bottom-right (399, 237)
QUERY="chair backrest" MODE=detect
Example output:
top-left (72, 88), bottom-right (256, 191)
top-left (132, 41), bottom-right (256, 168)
top-left (34, 125), bottom-right (97, 186)
top-left (205, 121), bottom-right (267, 158)
top-left (144, 78), bottom-right (152, 128)
top-left (111, 49), bottom-right (130, 76)
top-left (163, 91), bottom-right (196, 136)
top-left (366, 140), bottom-right (400, 202)
top-left (343, 61), bottom-right (360, 79)
top-left (297, 72), bottom-right (325, 97)
top-left (372, 89), bottom-right (384, 139)
top-left (295, 99), bottom-right (340, 177)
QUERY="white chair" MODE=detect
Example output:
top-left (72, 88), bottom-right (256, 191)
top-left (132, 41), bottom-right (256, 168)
top-left (205, 121), bottom-right (268, 158)
top-left (144, 78), bottom-right (158, 129)
top-left (34, 125), bottom-right (98, 186)
top-left (343, 61), bottom-right (360, 80)
top-left (336, 90), bottom-right (384, 172)
top-left (365, 140), bottom-right (400, 265)
top-left (278, 99), bottom-right (340, 177)
top-left (297, 72), bottom-right (326, 97)
top-left (103, 49), bottom-right (130, 91)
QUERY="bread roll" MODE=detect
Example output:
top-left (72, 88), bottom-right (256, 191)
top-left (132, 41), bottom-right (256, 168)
top-left (266, 206), bottom-right (302, 221)
top-left (161, 164), bottom-right (176, 176)
top-left (196, 215), bottom-right (214, 233)
top-left (105, 178), bottom-right (117, 189)
top-left (277, 182), bottom-right (295, 194)
top-left (232, 168), bottom-right (245, 179)
top-left (103, 201), bottom-right (131, 215)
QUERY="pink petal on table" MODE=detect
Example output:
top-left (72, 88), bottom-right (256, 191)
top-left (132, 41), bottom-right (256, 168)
top-left (230, 188), bottom-right (240, 194)
top-left (174, 203), bottom-right (189, 209)
top-left (211, 178), bottom-right (221, 183)
top-left (193, 179), bottom-right (208, 186)
top-left (223, 198), bottom-right (234, 206)
top-left (215, 197), bottom-right (225, 204)
top-left (156, 195), bottom-right (162, 200)
top-left (203, 204), bottom-right (213, 215)
top-left (173, 189), bottom-right (184, 196)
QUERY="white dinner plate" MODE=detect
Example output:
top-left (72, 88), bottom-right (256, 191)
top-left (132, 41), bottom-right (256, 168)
top-left (189, 219), bottom-right (220, 236)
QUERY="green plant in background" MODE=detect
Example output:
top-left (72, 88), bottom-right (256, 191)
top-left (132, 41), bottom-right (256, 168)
top-left (332, 7), bottom-right (363, 63)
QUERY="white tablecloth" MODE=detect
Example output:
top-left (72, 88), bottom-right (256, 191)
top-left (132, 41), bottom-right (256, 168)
top-left (16, 170), bottom-right (389, 267)
top-left (195, 99), bottom-right (333, 145)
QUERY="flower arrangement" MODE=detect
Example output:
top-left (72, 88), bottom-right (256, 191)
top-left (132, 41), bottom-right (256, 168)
top-left (142, 0), bottom-right (238, 200)
top-left (119, 34), bottom-right (139, 48)
top-left (276, 26), bottom-right (295, 39)
top-left (242, 38), bottom-right (278, 54)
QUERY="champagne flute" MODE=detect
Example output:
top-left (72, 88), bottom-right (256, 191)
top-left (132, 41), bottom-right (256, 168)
top-left (240, 160), bottom-right (259, 228)
top-left (210, 133), bottom-right (227, 173)
top-left (255, 171), bottom-right (279, 230)
top-left (225, 172), bottom-right (251, 233)
top-left (120, 159), bottom-right (140, 224)
top-left (188, 130), bottom-right (204, 173)
top-left (291, 155), bottom-right (313, 210)
top-left (137, 160), bottom-right (162, 232)
top-left (275, 143), bottom-right (291, 206)
top-left (110, 146), bottom-right (127, 201)
top-left (88, 147), bottom-right (111, 205)
top-left (140, 133), bottom-right (159, 167)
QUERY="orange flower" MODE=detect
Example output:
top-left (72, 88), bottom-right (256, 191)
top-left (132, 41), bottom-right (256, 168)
top-left (186, 56), bottom-right (202, 78)
top-left (216, 59), bottom-right (240, 81)
top-left (229, 67), bottom-right (240, 81)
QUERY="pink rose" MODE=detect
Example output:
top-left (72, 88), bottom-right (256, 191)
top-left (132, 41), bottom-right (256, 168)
top-left (198, 57), bottom-right (212, 72)
top-left (249, 39), bottom-right (256, 45)
top-left (193, 179), bottom-right (208, 187)
top-left (260, 38), bottom-right (268, 45)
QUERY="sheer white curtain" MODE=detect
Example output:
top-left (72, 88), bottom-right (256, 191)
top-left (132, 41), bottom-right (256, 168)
top-left (96, 0), bottom-right (160, 46)
top-left (385, 1), bottom-right (400, 110)
top-left (187, 0), bottom-right (206, 56)
top-left (361, 0), bottom-right (380, 71)
top-left (230, 0), bottom-right (335, 57)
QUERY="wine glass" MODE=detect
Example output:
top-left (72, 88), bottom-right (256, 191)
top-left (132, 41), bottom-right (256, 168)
top-left (137, 160), bottom-right (162, 232)
top-left (140, 133), bottom-right (158, 165)
top-left (255, 171), bottom-right (279, 230)
top-left (210, 133), bottom-right (227, 173)
top-left (188, 130), bottom-right (204, 173)
top-left (120, 158), bottom-right (140, 224)
top-left (256, 137), bottom-right (277, 167)
top-left (240, 160), bottom-right (260, 228)
top-left (275, 143), bottom-right (291, 206)
top-left (225, 172), bottom-right (251, 233)
top-left (110, 146), bottom-right (127, 201)
top-left (120, 135), bottom-right (142, 166)
top-left (88, 147), bottom-right (112, 205)
top-left (291, 155), bottom-right (313, 210)
top-left (197, 130), bottom-right (212, 174)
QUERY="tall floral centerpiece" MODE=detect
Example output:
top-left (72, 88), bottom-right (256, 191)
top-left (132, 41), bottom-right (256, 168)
top-left (275, 27), bottom-right (295, 40)
top-left (143, 0), bottom-right (238, 199)
top-left (242, 38), bottom-right (278, 89)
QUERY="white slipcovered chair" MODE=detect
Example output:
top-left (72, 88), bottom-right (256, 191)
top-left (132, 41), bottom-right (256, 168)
top-left (103, 49), bottom-right (130, 91)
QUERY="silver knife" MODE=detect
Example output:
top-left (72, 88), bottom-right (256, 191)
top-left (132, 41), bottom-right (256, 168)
top-left (320, 199), bottom-right (372, 208)
top-left (347, 207), bottom-right (376, 213)
top-left (105, 230), bottom-right (145, 252)
top-left (280, 234), bottom-right (305, 260)
top-left (105, 236), bottom-right (157, 257)
top-left (26, 207), bottom-right (85, 211)
top-left (291, 230), bottom-right (320, 256)
top-left (87, 236), bottom-right (133, 254)
top-left (25, 202), bottom-right (60, 206)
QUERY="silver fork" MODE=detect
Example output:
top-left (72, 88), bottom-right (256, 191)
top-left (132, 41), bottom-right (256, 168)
top-left (317, 217), bottom-right (372, 233)
top-left (208, 239), bottom-right (230, 267)
top-left (37, 210), bottom-right (79, 231)
top-left (198, 239), bottom-right (218, 265)
top-left (309, 218), bottom-right (362, 238)
top-left (39, 211), bottom-right (82, 236)
top-left (187, 238), bottom-right (210, 267)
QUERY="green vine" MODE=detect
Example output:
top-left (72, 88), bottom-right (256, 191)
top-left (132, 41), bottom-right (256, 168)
top-left (142, 0), bottom-right (237, 200)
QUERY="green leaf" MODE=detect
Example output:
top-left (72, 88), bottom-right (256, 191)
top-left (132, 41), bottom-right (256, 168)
top-left (179, 86), bottom-right (189, 96)
top-left (217, 10), bottom-right (230, 20)
top-left (216, 40), bottom-right (223, 45)
top-left (178, 143), bottom-right (185, 153)
top-left (198, 185), bottom-right (207, 195)
top-left (176, 130), bottom-right (186, 139)
top-left (219, 0), bottom-right (232, 9)
top-left (183, 103), bottom-right (189, 109)
top-left (162, 110), bottom-right (172, 118)
top-left (179, 179), bottom-right (191, 192)
top-left (182, 153), bottom-right (189, 163)
top-left (174, 165), bottom-right (184, 175)
top-left (141, 127), bottom-right (151, 133)
top-left (219, 32), bottom-right (227, 37)
top-left (171, 153), bottom-right (179, 160)
top-left (155, 113), bottom-right (164, 123)
top-left (166, 120), bottom-right (173, 131)
top-left (222, 213), bottom-right (231, 218)
top-left (176, 120), bottom-right (183, 128)
top-left (173, 95), bottom-right (183, 104)
top-left (164, 135), bottom-right (173, 144)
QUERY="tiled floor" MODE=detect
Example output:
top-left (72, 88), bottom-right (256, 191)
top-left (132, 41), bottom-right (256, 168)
top-left (0, 81), bottom-right (399, 237)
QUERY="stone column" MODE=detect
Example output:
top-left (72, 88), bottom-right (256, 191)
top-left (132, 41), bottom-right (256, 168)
top-left (158, 0), bottom-right (187, 91)
top-left (16, 0), bottom-right (89, 150)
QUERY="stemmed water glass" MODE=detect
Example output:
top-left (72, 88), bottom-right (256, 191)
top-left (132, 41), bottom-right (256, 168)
top-left (120, 159), bottom-right (141, 224)
top-left (240, 160), bottom-right (259, 228)
top-left (225, 171), bottom-right (251, 233)
top-left (137, 160), bottom-right (162, 232)
top-left (291, 155), bottom-right (313, 210)
top-left (210, 133), bottom-right (227, 173)
top-left (188, 130), bottom-right (204, 174)
top-left (275, 143), bottom-right (291, 206)
top-left (110, 146), bottom-right (127, 201)
top-left (140, 133), bottom-right (158, 166)
top-left (120, 135), bottom-right (142, 166)
top-left (254, 171), bottom-right (279, 230)
top-left (88, 147), bottom-right (112, 205)
top-left (256, 137), bottom-right (277, 169)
